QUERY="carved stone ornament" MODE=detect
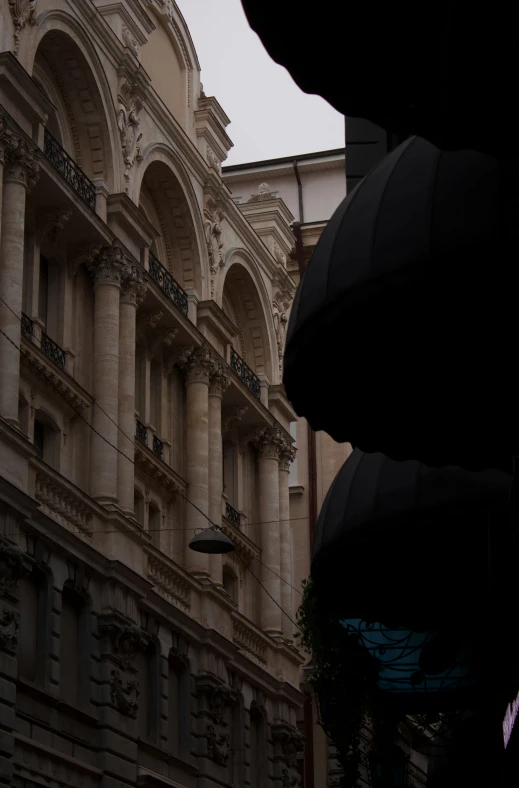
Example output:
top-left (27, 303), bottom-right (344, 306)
top-left (206, 723), bottom-right (230, 766)
top-left (8, 0), bottom-right (37, 56)
top-left (222, 405), bottom-right (248, 435)
top-left (206, 147), bottom-right (221, 173)
top-left (0, 542), bottom-right (24, 598)
top-left (0, 607), bottom-right (20, 649)
top-left (122, 25), bottom-right (139, 57)
top-left (273, 307), bottom-right (288, 374)
top-left (204, 198), bottom-right (224, 297)
top-left (136, 310), bottom-right (163, 343)
top-left (248, 182), bottom-right (276, 203)
top-left (208, 681), bottom-right (237, 724)
top-left (121, 264), bottom-right (147, 306)
top-left (0, 116), bottom-right (20, 166)
top-left (249, 425), bottom-right (288, 460)
top-left (118, 81), bottom-right (143, 191)
top-left (273, 241), bottom-right (287, 266)
top-left (110, 669), bottom-right (139, 717)
top-left (177, 345), bottom-right (215, 385)
top-left (89, 242), bottom-right (126, 287)
top-left (273, 726), bottom-right (305, 768)
top-left (99, 620), bottom-right (146, 669)
top-left (209, 360), bottom-right (231, 398)
top-left (68, 244), bottom-right (101, 279)
top-left (147, 328), bottom-right (178, 361)
top-left (282, 768), bottom-right (301, 788)
top-left (37, 209), bottom-right (72, 248)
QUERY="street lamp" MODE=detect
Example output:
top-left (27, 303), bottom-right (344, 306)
top-left (188, 527), bottom-right (235, 554)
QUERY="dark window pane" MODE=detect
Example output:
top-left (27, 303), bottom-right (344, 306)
top-left (33, 420), bottom-right (44, 459)
top-left (38, 256), bottom-right (49, 326)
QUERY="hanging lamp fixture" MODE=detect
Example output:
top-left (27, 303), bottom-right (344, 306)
top-left (188, 527), bottom-right (235, 554)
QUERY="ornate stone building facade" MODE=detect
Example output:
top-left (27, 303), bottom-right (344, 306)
top-left (0, 2), bottom-right (303, 787)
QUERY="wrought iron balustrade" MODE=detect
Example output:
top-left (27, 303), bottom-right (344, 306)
top-left (230, 348), bottom-right (261, 399)
top-left (136, 419), bottom-right (148, 446)
top-left (225, 501), bottom-right (241, 528)
top-left (21, 312), bottom-right (33, 340)
top-left (152, 434), bottom-right (164, 460)
top-left (43, 130), bottom-right (96, 210)
top-left (148, 252), bottom-right (188, 315)
top-left (41, 332), bottom-right (65, 369)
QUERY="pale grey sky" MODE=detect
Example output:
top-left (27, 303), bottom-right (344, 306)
top-left (179, 0), bottom-right (345, 165)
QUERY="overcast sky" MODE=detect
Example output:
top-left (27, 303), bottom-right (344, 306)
top-left (179, 0), bottom-right (345, 165)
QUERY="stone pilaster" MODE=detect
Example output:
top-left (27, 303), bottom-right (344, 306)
top-left (118, 265), bottom-right (146, 514)
top-left (208, 360), bottom-right (230, 587)
top-left (177, 346), bottom-right (214, 577)
top-left (0, 124), bottom-right (39, 424)
top-left (279, 440), bottom-right (296, 642)
top-left (89, 243), bottom-right (126, 503)
top-left (251, 425), bottom-right (286, 636)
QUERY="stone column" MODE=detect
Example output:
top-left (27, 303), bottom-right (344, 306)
top-left (118, 265), bottom-right (146, 514)
top-left (0, 129), bottom-right (39, 424)
top-left (178, 346), bottom-right (213, 577)
top-left (208, 360), bottom-right (230, 586)
top-left (89, 243), bottom-right (125, 503)
top-left (279, 440), bottom-right (296, 642)
top-left (253, 426), bottom-right (283, 636)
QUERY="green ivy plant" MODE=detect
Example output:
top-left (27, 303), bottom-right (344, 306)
top-left (296, 577), bottom-right (398, 786)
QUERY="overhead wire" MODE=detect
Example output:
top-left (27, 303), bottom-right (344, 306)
top-left (0, 310), bottom-right (303, 627)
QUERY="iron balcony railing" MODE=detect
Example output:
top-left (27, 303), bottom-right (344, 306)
top-left (230, 348), bottom-right (261, 399)
top-left (152, 434), bottom-right (164, 460)
top-left (41, 332), bottom-right (65, 369)
top-left (43, 130), bottom-right (96, 210)
top-left (148, 252), bottom-right (188, 316)
top-left (21, 312), bottom-right (33, 340)
top-left (225, 501), bottom-right (241, 528)
top-left (136, 419), bottom-right (147, 446)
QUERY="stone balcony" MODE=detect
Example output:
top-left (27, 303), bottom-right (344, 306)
top-left (146, 545), bottom-right (194, 612)
top-left (31, 458), bottom-right (97, 538)
top-left (232, 611), bottom-right (269, 666)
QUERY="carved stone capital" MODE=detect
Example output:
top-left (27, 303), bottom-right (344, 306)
top-left (250, 425), bottom-right (286, 461)
top-left (89, 243), bottom-right (126, 288)
top-left (177, 345), bottom-right (214, 385)
top-left (3, 137), bottom-right (39, 190)
top-left (209, 360), bottom-right (231, 398)
top-left (279, 440), bottom-right (296, 472)
top-left (120, 264), bottom-right (147, 305)
top-left (0, 116), bottom-right (19, 166)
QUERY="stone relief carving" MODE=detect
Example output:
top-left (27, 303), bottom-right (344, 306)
top-left (248, 182), bottom-right (276, 203)
top-left (273, 726), bottom-right (305, 768)
top-left (68, 244), bottom-right (101, 279)
top-left (206, 147), bottom-right (221, 173)
top-left (207, 681), bottom-right (237, 724)
top-left (204, 198), bottom-right (224, 297)
top-left (206, 724), bottom-right (230, 766)
top-left (282, 768), bottom-right (301, 788)
top-left (148, 328), bottom-right (178, 361)
top-left (121, 264), bottom-right (147, 306)
top-left (273, 308), bottom-right (288, 374)
top-left (99, 619), bottom-right (146, 669)
top-left (273, 241), bottom-right (287, 266)
top-left (117, 81), bottom-right (143, 191)
top-left (37, 209), bottom-right (72, 248)
top-left (222, 405), bottom-right (247, 435)
top-left (136, 310), bottom-right (163, 343)
top-left (0, 607), bottom-right (20, 649)
top-left (8, 0), bottom-right (37, 56)
top-left (110, 669), bottom-right (139, 717)
top-left (0, 542), bottom-right (24, 598)
top-left (122, 25), bottom-right (139, 57)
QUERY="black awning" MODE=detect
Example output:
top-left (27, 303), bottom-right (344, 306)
top-left (241, 0), bottom-right (518, 156)
top-left (283, 137), bottom-right (519, 471)
top-left (311, 448), bottom-right (511, 630)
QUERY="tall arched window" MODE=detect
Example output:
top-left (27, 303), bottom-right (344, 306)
top-left (136, 641), bottom-right (160, 742)
top-left (168, 655), bottom-right (190, 758)
top-left (60, 585), bottom-right (90, 708)
top-left (249, 705), bottom-right (267, 788)
top-left (18, 567), bottom-right (48, 685)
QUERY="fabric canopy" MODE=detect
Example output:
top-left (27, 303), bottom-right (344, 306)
top-left (241, 0), bottom-right (518, 156)
top-left (311, 448), bottom-right (511, 631)
top-left (284, 137), bottom-right (519, 471)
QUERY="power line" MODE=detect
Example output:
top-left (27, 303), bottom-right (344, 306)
top-left (0, 317), bottom-right (303, 628)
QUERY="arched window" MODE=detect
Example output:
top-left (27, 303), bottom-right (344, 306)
top-left (136, 641), bottom-right (160, 742)
top-left (223, 566), bottom-right (238, 605)
top-left (18, 567), bottom-right (48, 685)
top-left (168, 655), bottom-right (190, 758)
top-left (60, 585), bottom-right (90, 708)
top-left (134, 488), bottom-right (145, 528)
top-left (33, 410), bottom-right (60, 470)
